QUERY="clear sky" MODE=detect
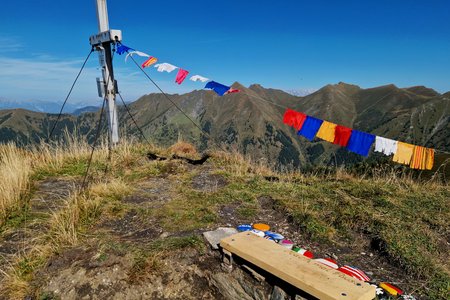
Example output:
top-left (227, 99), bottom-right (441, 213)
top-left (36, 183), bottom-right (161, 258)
top-left (1, 0), bottom-right (449, 104)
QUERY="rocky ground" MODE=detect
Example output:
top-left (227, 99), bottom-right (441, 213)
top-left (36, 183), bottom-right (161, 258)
top-left (0, 150), bottom-right (447, 299)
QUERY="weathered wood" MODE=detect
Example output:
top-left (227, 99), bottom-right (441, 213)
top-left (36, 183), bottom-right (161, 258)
top-left (220, 232), bottom-right (376, 300)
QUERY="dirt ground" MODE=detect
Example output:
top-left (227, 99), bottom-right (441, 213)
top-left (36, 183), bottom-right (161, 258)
top-left (0, 159), bottom-right (424, 299)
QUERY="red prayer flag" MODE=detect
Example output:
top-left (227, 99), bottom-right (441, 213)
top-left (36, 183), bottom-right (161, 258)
top-left (225, 88), bottom-right (240, 94)
top-left (333, 125), bottom-right (352, 146)
top-left (293, 111), bottom-right (307, 130)
top-left (175, 68), bottom-right (189, 84)
top-left (283, 109), bottom-right (307, 131)
top-left (283, 109), bottom-right (296, 126)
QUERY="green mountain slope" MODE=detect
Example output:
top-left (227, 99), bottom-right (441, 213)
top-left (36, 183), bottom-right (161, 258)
top-left (0, 83), bottom-right (448, 168)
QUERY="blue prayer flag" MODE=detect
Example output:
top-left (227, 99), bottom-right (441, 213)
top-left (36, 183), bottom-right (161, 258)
top-left (116, 44), bottom-right (134, 55)
top-left (346, 130), bottom-right (375, 156)
top-left (204, 81), bottom-right (231, 96)
top-left (297, 116), bottom-right (323, 141)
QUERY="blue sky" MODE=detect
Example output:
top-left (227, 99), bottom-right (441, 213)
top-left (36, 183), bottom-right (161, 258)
top-left (1, 0), bottom-right (449, 104)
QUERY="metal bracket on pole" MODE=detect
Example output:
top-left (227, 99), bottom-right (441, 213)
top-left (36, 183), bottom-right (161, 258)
top-left (90, 0), bottom-right (120, 146)
top-left (89, 30), bottom-right (122, 46)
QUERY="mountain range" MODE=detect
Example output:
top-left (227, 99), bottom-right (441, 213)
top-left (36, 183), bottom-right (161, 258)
top-left (0, 82), bottom-right (449, 168)
top-left (0, 98), bottom-right (97, 115)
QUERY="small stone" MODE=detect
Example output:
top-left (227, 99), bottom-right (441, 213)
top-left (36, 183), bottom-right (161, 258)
top-left (369, 253), bottom-right (373, 257)
top-left (159, 232), bottom-right (170, 238)
top-left (203, 227), bottom-right (238, 250)
top-left (361, 252), bottom-right (366, 255)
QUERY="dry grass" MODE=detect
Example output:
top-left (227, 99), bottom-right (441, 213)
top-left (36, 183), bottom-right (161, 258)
top-left (168, 140), bottom-right (198, 157)
top-left (211, 148), bottom-right (273, 177)
top-left (1, 137), bottom-right (448, 298)
top-left (127, 250), bottom-right (167, 282)
top-left (30, 131), bottom-right (109, 176)
top-left (49, 178), bottom-right (131, 249)
top-left (89, 178), bottom-right (132, 200)
top-left (48, 191), bottom-right (90, 247)
top-left (0, 245), bottom-right (51, 299)
top-left (1, 170), bottom-right (132, 298)
top-left (0, 143), bottom-right (31, 227)
top-left (0, 269), bottom-right (30, 300)
top-left (0, 137), bottom-right (134, 298)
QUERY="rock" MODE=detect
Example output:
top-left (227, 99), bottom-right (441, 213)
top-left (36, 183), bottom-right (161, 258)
top-left (203, 227), bottom-right (238, 250)
top-left (209, 271), bottom-right (264, 300)
top-left (271, 286), bottom-right (290, 300)
top-left (242, 264), bottom-right (265, 282)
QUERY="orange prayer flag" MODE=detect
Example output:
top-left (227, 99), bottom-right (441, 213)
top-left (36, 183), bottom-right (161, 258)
top-left (410, 146), bottom-right (434, 170)
top-left (393, 142), bottom-right (414, 165)
top-left (316, 121), bottom-right (337, 143)
top-left (425, 148), bottom-right (434, 170)
top-left (142, 56), bottom-right (158, 68)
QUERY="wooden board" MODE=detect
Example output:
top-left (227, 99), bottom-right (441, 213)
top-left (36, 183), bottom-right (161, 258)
top-left (220, 232), bottom-right (375, 300)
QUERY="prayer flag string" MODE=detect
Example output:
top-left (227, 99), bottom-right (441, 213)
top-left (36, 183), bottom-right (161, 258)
top-left (283, 108), bottom-right (435, 169)
top-left (115, 42), bottom-right (239, 96)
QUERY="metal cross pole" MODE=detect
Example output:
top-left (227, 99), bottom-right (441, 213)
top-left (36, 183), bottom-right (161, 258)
top-left (89, 0), bottom-right (121, 147)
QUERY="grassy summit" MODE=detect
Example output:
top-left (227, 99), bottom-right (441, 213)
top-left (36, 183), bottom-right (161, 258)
top-left (0, 139), bottom-right (448, 299)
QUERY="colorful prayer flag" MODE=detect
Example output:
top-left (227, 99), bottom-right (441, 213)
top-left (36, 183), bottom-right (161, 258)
top-left (393, 142), bottom-right (414, 165)
top-left (374, 136), bottom-right (398, 156)
top-left (283, 109), bottom-right (307, 131)
top-left (190, 75), bottom-right (209, 82)
top-left (225, 88), bottom-right (240, 94)
top-left (155, 63), bottom-right (178, 73)
top-left (333, 125), bottom-right (352, 146)
top-left (175, 68), bottom-right (189, 84)
top-left (125, 51), bottom-right (150, 62)
top-left (346, 130), bottom-right (375, 157)
top-left (204, 81), bottom-right (231, 96)
top-left (316, 120), bottom-right (337, 143)
top-left (297, 116), bottom-right (323, 141)
top-left (410, 146), bottom-right (434, 170)
top-left (116, 44), bottom-right (134, 55)
top-left (142, 56), bottom-right (158, 68)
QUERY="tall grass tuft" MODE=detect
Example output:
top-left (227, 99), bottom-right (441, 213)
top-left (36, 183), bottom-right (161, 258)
top-left (48, 190), bottom-right (100, 248)
top-left (0, 143), bottom-right (31, 227)
top-left (48, 178), bottom-right (131, 249)
top-left (169, 140), bottom-right (198, 158)
top-left (30, 129), bottom-right (108, 174)
top-left (212, 147), bottom-right (273, 177)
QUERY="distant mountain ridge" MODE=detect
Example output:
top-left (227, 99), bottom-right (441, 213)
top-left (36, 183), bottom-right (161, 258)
top-left (71, 106), bottom-right (100, 116)
top-left (0, 98), bottom-right (97, 115)
top-left (284, 88), bottom-right (317, 97)
top-left (0, 82), bottom-right (448, 168)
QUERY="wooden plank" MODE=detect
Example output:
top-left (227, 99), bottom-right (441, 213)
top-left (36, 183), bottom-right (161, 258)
top-left (220, 232), bottom-right (376, 300)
